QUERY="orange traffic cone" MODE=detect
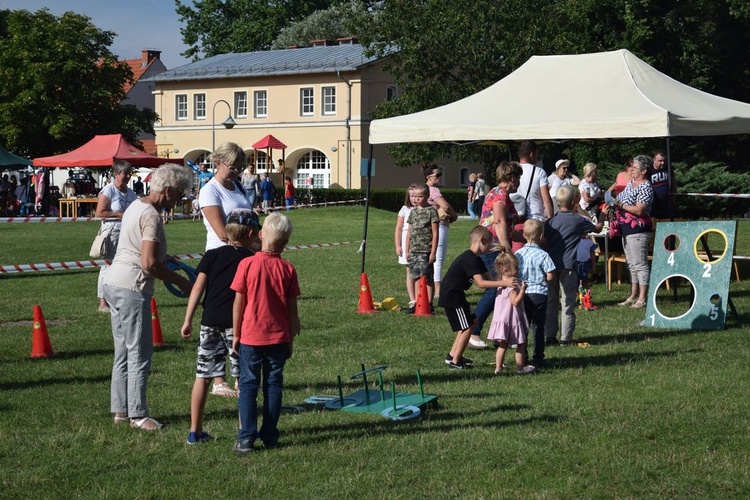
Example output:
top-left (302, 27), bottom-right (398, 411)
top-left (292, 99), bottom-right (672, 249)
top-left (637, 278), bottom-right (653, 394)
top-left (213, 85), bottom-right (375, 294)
top-left (414, 276), bottom-right (432, 317)
top-left (151, 297), bottom-right (165, 347)
top-left (358, 273), bottom-right (378, 314)
top-left (30, 305), bottom-right (54, 358)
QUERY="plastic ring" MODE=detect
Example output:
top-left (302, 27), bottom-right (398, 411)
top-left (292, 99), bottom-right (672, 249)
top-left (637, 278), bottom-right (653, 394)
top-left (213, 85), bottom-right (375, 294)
top-left (380, 405), bottom-right (421, 421)
top-left (164, 260), bottom-right (197, 298)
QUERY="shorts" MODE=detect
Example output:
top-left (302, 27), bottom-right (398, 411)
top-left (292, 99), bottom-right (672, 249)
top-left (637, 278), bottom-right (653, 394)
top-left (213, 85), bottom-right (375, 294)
top-left (196, 325), bottom-right (240, 379)
top-left (444, 303), bottom-right (476, 332)
top-left (577, 261), bottom-right (592, 283)
top-left (408, 253), bottom-right (434, 282)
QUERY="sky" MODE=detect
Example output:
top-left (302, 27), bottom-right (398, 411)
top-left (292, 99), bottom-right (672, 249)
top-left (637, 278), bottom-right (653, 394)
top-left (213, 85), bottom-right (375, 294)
top-left (1, 0), bottom-right (193, 69)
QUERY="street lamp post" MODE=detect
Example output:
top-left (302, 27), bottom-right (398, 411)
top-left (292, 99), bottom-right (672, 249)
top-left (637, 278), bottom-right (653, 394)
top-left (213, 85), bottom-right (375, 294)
top-left (212, 99), bottom-right (237, 164)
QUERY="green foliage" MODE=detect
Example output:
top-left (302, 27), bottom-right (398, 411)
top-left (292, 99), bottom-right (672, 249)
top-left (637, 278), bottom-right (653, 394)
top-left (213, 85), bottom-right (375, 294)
top-left (271, 0), bottom-right (376, 49)
top-left (175, 0), bottom-right (341, 58)
top-left (0, 8), bottom-right (157, 157)
top-left (675, 162), bottom-right (750, 218)
top-left (362, 0), bottom-right (750, 170)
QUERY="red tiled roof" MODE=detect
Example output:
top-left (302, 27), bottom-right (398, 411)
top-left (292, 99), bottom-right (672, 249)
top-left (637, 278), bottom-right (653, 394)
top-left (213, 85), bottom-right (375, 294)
top-left (121, 50), bottom-right (161, 94)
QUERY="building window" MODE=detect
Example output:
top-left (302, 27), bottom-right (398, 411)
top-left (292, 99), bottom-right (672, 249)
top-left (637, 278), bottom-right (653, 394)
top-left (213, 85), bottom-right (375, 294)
top-left (322, 86), bottom-right (336, 115)
top-left (176, 94), bottom-right (187, 120)
top-left (295, 150), bottom-right (330, 188)
top-left (459, 167), bottom-right (469, 188)
top-left (255, 150), bottom-right (268, 173)
top-left (194, 93), bottom-right (206, 120)
top-left (386, 86), bottom-right (397, 101)
top-left (234, 91), bottom-right (248, 118)
top-left (300, 88), bottom-right (314, 116)
top-left (254, 90), bottom-right (267, 118)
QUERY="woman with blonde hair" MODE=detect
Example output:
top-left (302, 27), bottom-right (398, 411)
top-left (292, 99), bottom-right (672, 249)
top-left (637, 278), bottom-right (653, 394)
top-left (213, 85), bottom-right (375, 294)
top-left (200, 142), bottom-right (251, 251)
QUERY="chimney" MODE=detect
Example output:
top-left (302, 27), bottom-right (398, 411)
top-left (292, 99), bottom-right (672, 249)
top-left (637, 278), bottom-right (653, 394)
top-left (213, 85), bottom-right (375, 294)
top-left (337, 37), bottom-right (358, 45)
top-left (142, 50), bottom-right (161, 63)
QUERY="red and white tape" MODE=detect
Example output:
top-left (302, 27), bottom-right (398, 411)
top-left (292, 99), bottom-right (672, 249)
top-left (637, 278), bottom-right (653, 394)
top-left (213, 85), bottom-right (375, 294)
top-left (0, 199), bottom-right (364, 224)
top-left (679, 193), bottom-right (750, 198)
top-left (0, 242), bottom-right (353, 275)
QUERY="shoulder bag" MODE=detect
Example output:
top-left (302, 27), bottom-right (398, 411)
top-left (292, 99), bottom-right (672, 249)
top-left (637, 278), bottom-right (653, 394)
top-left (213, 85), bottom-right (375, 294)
top-left (89, 224), bottom-right (115, 259)
top-left (509, 165), bottom-right (536, 218)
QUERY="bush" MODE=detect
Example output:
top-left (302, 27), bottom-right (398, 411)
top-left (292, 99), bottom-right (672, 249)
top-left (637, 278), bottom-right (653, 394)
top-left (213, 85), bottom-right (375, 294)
top-left (675, 162), bottom-right (750, 218)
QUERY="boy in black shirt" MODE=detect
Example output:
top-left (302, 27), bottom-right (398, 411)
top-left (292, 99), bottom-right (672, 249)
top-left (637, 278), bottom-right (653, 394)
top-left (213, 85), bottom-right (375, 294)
top-left (439, 226), bottom-right (516, 369)
top-left (180, 209), bottom-right (261, 443)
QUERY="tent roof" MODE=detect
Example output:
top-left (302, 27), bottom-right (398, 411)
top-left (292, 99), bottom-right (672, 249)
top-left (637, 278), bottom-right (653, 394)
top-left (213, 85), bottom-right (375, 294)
top-left (0, 145), bottom-right (32, 170)
top-left (33, 134), bottom-right (176, 168)
top-left (369, 49), bottom-right (750, 144)
top-left (252, 134), bottom-right (286, 150)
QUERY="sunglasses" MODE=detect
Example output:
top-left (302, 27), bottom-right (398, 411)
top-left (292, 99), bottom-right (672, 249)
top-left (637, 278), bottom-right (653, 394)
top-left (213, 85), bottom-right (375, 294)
top-left (429, 172), bottom-right (442, 178)
top-left (221, 160), bottom-right (243, 172)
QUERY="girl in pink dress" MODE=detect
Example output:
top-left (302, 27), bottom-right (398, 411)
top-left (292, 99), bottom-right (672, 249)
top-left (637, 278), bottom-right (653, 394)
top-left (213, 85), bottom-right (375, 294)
top-left (487, 249), bottom-right (536, 375)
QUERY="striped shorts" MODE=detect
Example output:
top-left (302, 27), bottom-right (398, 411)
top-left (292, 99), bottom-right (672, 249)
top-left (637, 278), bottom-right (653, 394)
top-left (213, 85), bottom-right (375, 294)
top-left (444, 303), bottom-right (476, 333)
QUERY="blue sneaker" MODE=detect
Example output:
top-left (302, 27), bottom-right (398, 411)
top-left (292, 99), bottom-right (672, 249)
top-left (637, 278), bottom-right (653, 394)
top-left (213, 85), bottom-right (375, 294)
top-left (233, 440), bottom-right (253, 454)
top-left (186, 431), bottom-right (212, 444)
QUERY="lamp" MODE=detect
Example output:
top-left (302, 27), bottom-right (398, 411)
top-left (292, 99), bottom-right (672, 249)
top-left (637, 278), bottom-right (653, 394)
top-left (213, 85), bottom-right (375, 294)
top-left (212, 99), bottom-right (235, 164)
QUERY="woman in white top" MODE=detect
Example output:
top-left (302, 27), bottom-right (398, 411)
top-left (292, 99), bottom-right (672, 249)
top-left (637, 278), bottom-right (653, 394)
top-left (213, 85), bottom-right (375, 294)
top-left (548, 159), bottom-right (580, 213)
top-left (95, 160), bottom-right (138, 313)
top-left (200, 142), bottom-right (251, 250)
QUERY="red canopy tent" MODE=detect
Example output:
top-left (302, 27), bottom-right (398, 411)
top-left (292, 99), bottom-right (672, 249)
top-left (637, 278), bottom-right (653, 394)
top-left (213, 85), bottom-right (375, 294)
top-left (33, 134), bottom-right (178, 168)
top-left (251, 134), bottom-right (286, 174)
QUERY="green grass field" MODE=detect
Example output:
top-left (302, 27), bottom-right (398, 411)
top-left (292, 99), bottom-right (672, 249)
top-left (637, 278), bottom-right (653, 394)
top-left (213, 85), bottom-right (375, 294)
top-left (2, 207), bottom-right (750, 498)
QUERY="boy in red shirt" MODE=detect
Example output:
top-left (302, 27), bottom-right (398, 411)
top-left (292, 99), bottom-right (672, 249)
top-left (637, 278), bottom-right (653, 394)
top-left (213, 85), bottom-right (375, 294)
top-left (231, 212), bottom-right (301, 452)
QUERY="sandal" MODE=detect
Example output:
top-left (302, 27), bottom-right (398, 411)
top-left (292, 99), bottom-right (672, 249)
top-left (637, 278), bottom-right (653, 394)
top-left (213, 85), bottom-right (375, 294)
top-left (618, 297), bottom-right (636, 306)
top-left (211, 382), bottom-right (238, 398)
top-left (630, 300), bottom-right (646, 309)
top-left (113, 414), bottom-right (129, 425)
top-left (130, 417), bottom-right (163, 431)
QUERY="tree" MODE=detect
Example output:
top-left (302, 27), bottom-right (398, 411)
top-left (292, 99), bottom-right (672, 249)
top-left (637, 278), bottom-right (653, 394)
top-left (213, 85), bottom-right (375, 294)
top-left (175, 0), bottom-right (340, 59)
top-left (271, 0), bottom-right (375, 50)
top-left (362, 0), bottom-right (750, 170)
top-left (0, 9), bottom-right (157, 157)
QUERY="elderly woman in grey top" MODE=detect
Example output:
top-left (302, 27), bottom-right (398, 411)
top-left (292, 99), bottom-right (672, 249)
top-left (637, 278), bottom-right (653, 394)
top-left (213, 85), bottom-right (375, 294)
top-left (95, 160), bottom-right (137, 312)
top-left (103, 163), bottom-right (193, 431)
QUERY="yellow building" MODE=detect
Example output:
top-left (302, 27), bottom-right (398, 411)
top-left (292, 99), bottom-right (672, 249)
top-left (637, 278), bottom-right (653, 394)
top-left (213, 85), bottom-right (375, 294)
top-left (147, 41), bottom-right (434, 190)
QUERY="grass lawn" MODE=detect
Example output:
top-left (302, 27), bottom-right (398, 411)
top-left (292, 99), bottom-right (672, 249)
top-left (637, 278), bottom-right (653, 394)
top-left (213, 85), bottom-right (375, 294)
top-left (1, 207), bottom-right (750, 498)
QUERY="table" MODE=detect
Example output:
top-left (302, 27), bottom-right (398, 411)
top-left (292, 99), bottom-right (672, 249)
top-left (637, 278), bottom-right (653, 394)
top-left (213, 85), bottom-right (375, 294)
top-left (590, 222), bottom-right (610, 287)
top-left (59, 198), bottom-right (76, 217)
top-left (76, 197), bottom-right (98, 216)
top-left (58, 197), bottom-right (99, 217)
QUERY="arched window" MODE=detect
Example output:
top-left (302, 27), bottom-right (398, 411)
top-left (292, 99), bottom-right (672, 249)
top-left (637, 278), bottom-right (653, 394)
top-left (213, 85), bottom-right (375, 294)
top-left (295, 151), bottom-right (330, 188)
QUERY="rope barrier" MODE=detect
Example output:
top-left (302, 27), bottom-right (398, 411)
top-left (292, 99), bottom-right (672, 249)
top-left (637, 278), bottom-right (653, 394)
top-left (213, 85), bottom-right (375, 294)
top-left (0, 199), bottom-right (365, 223)
top-left (0, 241), bottom-right (353, 275)
top-left (678, 193), bottom-right (750, 198)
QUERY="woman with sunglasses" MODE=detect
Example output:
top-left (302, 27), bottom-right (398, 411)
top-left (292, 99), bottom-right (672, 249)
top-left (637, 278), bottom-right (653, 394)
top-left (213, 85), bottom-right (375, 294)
top-left (422, 163), bottom-right (458, 301)
top-left (200, 142), bottom-right (251, 251)
top-left (198, 142), bottom-right (252, 398)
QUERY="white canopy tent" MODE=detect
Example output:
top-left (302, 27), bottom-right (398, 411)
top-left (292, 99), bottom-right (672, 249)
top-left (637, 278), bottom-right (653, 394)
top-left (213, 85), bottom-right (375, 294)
top-left (369, 49), bottom-right (750, 144)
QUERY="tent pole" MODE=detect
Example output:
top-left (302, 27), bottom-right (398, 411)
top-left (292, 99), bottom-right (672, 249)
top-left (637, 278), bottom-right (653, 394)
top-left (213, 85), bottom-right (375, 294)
top-left (361, 145), bottom-right (374, 274)
top-left (665, 137), bottom-right (673, 222)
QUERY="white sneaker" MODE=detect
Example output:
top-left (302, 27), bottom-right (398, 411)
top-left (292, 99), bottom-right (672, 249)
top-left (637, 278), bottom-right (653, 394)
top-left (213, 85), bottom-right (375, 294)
top-left (468, 337), bottom-right (487, 349)
top-left (516, 365), bottom-right (536, 375)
